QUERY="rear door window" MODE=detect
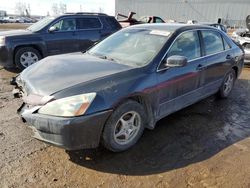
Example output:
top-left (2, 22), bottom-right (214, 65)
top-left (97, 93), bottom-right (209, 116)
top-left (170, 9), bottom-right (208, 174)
top-left (76, 17), bottom-right (102, 30)
top-left (167, 31), bottom-right (201, 61)
top-left (201, 30), bottom-right (224, 55)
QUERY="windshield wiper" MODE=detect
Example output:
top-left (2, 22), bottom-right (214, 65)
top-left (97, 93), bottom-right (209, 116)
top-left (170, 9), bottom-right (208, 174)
top-left (100, 55), bottom-right (121, 64)
top-left (88, 52), bottom-right (122, 64)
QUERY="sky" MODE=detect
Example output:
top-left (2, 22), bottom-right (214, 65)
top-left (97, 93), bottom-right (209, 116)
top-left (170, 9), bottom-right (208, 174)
top-left (0, 0), bottom-right (115, 16)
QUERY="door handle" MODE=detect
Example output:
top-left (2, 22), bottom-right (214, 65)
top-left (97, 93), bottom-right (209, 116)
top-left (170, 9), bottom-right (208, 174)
top-left (196, 64), bottom-right (204, 71)
top-left (226, 54), bottom-right (232, 60)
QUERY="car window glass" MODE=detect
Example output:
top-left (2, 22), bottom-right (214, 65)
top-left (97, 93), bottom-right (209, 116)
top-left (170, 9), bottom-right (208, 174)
top-left (223, 37), bottom-right (231, 50)
top-left (52, 18), bottom-right (76, 31)
top-left (27, 17), bottom-right (54, 32)
top-left (202, 30), bottom-right (224, 55)
top-left (167, 31), bottom-right (201, 61)
top-left (76, 18), bottom-right (102, 29)
top-left (155, 17), bottom-right (164, 23)
top-left (89, 29), bottom-right (169, 67)
top-left (105, 17), bottom-right (121, 30)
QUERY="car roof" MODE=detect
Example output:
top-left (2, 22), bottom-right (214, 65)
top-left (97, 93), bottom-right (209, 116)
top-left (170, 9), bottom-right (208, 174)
top-left (61, 12), bottom-right (108, 17)
top-left (126, 23), bottom-right (217, 32)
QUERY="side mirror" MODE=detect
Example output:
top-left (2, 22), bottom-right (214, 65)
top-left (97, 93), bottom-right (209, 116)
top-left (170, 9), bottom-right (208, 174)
top-left (48, 26), bottom-right (58, 33)
top-left (164, 55), bottom-right (188, 68)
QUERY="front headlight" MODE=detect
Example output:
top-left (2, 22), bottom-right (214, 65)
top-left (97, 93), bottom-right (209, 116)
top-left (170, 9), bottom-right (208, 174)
top-left (38, 93), bottom-right (96, 117)
top-left (0, 36), bottom-right (5, 46)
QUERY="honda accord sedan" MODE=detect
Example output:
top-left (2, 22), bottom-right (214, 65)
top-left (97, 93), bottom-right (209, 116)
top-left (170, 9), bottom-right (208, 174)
top-left (14, 24), bottom-right (244, 152)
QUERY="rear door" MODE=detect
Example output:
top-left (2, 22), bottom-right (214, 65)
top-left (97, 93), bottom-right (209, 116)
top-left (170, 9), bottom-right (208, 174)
top-left (156, 30), bottom-right (203, 119)
top-left (75, 17), bottom-right (102, 52)
top-left (199, 30), bottom-right (233, 88)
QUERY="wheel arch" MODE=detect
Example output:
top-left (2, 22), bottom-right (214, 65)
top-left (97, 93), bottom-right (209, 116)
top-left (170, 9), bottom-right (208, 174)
top-left (113, 94), bottom-right (156, 130)
top-left (232, 66), bottom-right (238, 78)
top-left (13, 44), bottom-right (44, 65)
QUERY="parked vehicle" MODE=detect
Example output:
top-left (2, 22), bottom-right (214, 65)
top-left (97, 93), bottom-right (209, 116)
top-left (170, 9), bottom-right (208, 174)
top-left (232, 29), bottom-right (250, 63)
top-left (231, 15), bottom-right (250, 63)
top-left (117, 12), bottom-right (164, 27)
top-left (22, 17), bottom-right (35, 23)
top-left (14, 24), bottom-right (244, 152)
top-left (0, 12), bottom-right (121, 70)
top-left (0, 17), bottom-right (5, 23)
top-left (138, 16), bottom-right (165, 24)
top-left (3, 16), bottom-right (17, 23)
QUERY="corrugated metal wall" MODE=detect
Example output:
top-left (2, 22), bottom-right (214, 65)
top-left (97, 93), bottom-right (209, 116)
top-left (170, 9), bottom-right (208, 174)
top-left (115, 0), bottom-right (250, 27)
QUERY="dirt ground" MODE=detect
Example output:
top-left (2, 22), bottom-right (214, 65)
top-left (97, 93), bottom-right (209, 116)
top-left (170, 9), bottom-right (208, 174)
top-left (0, 66), bottom-right (249, 188)
top-left (0, 23), bottom-right (29, 30)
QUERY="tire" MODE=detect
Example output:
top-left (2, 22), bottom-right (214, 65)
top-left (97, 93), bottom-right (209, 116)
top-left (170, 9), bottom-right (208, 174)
top-left (217, 69), bottom-right (236, 98)
top-left (15, 47), bottom-right (42, 70)
top-left (102, 100), bottom-right (146, 152)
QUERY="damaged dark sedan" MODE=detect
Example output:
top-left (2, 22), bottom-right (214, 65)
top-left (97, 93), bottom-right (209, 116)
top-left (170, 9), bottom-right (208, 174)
top-left (14, 24), bottom-right (244, 152)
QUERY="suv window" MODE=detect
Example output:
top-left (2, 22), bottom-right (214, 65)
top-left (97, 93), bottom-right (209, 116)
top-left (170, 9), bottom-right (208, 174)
top-left (105, 17), bottom-right (121, 30)
top-left (52, 18), bottom-right (76, 31)
top-left (202, 30), bottom-right (224, 55)
top-left (167, 31), bottom-right (201, 61)
top-left (76, 17), bottom-right (102, 29)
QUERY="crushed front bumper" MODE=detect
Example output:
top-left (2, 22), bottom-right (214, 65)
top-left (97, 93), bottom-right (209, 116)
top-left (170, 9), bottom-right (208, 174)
top-left (19, 104), bottom-right (112, 150)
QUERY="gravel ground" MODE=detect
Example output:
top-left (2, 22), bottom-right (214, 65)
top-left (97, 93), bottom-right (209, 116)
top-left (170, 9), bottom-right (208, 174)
top-left (0, 66), bottom-right (250, 188)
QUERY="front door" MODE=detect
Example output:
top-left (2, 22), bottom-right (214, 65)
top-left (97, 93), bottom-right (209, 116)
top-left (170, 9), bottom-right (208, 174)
top-left (156, 30), bottom-right (203, 119)
top-left (43, 18), bottom-right (79, 55)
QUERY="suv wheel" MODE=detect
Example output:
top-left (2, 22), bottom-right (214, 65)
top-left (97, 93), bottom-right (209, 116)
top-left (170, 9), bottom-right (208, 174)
top-left (102, 100), bottom-right (145, 152)
top-left (15, 47), bottom-right (42, 70)
top-left (218, 69), bottom-right (236, 98)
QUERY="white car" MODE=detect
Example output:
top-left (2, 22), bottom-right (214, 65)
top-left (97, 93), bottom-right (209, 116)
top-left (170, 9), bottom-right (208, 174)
top-left (232, 29), bottom-right (250, 64)
top-left (3, 17), bottom-right (17, 23)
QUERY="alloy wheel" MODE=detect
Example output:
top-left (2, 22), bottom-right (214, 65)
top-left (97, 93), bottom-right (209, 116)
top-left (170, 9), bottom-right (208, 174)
top-left (113, 111), bottom-right (141, 145)
top-left (20, 51), bottom-right (39, 67)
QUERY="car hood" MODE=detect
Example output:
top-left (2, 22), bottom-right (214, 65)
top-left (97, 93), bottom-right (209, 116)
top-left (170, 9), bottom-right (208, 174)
top-left (19, 53), bottom-right (133, 96)
top-left (0, 29), bottom-right (32, 37)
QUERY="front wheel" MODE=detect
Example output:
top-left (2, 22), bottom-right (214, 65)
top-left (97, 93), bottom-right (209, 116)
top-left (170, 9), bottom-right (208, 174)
top-left (15, 47), bottom-right (42, 70)
top-left (218, 69), bottom-right (236, 98)
top-left (102, 100), bottom-right (146, 152)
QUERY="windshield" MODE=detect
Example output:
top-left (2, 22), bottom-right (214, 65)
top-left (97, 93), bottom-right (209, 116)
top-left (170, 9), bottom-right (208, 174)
top-left (88, 29), bottom-right (170, 67)
top-left (27, 17), bottom-right (55, 32)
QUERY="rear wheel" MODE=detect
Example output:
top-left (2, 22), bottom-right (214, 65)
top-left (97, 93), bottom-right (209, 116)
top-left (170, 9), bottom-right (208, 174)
top-left (102, 100), bottom-right (146, 152)
top-left (218, 69), bottom-right (236, 98)
top-left (15, 47), bottom-right (42, 70)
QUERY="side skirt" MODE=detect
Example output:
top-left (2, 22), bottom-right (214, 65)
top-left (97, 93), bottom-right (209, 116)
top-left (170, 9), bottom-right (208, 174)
top-left (156, 79), bottom-right (223, 122)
